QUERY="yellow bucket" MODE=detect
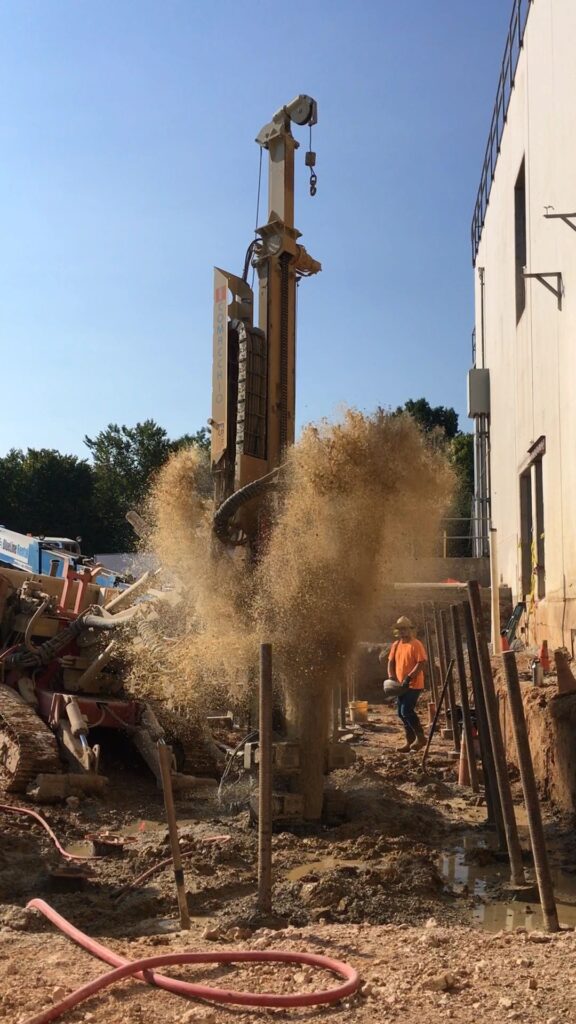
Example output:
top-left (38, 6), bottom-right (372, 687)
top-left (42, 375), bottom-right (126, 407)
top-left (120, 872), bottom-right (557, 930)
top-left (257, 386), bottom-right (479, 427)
top-left (349, 700), bottom-right (369, 724)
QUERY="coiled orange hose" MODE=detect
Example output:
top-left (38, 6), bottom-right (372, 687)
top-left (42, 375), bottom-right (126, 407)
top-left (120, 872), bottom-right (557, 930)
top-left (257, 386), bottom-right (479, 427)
top-left (25, 899), bottom-right (360, 1021)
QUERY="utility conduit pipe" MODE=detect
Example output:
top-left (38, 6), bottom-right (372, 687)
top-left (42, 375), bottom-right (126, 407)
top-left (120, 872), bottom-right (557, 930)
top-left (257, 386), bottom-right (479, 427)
top-left (25, 899), bottom-right (360, 1022)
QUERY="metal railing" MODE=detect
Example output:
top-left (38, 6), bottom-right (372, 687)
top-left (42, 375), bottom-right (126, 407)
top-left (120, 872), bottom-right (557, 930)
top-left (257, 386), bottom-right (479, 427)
top-left (438, 517), bottom-right (480, 559)
top-left (471, 0), bottom-right (533, 264)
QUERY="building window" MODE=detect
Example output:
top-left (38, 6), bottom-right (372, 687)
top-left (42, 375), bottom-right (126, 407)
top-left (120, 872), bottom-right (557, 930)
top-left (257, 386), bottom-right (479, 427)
top-left (519, 436), bottom-right (546, 600)
top-left (515, 160), bottom-right (527, 323)
top-left (519, 470), bottom-right (532, 595)
top-left (533, 457), bottom-right (545, 600)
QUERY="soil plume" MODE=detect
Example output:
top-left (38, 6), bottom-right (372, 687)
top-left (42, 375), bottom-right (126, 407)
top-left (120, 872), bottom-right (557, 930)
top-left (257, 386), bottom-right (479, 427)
top-left (126, 410), bottom-right (454, 813)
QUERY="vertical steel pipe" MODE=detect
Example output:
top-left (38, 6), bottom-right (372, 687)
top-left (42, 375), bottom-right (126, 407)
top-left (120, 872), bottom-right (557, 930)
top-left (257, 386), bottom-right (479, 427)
top-left (450, 605), bottom-right (479, 791)
top-left (257, 643), bottom-right (273, 913)
top-left (440, 609), bottom-right (461, 752)
top-left (502, 651), bottom-right (559, 931)
top-left (421, 660), bottom-right (455, 773)
top-left (339, 683), bottom-right (347, 731)
top-left (157, 740), bottom-right (190, 930)
top-left (433, 605), bottom-right (447, 727)
top-left (462, 600), bottom-right (503, 839)
top-left (467, 581), bottom-right (525, 885)
top-left (424, 619), bottom-right (438, 706)
top-left (489, 527), bottom-right (502, 654)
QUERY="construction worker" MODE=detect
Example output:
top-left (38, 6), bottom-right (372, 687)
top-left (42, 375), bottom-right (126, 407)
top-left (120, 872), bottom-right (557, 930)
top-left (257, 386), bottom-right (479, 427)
top-left (387, 616), bottom-right (427, 752)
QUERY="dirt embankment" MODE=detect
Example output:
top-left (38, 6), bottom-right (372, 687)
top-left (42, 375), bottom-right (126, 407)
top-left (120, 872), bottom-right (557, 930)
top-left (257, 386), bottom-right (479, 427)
top-left (494, 654), bottom-right (576, 813)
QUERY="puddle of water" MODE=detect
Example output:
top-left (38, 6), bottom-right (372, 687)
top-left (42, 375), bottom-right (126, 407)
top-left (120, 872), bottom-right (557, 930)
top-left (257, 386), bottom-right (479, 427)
top-left (440, 834), bottom-right (576, 931)
top-left (439, 846), bottom-right (504, 897)
top-left (65, 841), bottom-right (95, 858)
top-left (286, 857), bottom-right (367, 883)
top-left (472, 900), bottom-right (576, 931)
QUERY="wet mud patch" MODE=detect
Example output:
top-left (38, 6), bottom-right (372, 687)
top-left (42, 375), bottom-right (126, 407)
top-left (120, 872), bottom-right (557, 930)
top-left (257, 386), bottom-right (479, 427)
top-left (325, 762), bottom-right (448, 840)
top-left (216, 843), bottom-right (455, 931)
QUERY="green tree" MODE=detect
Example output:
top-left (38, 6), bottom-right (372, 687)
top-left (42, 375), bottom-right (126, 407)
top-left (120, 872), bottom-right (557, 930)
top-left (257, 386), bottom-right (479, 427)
top-left (0, 421), bottom-right (211, 558)
top-left (84, 420), bottom-right (173, 552)
top-left (173, 427), bottom-right (210, 453)
top-left (394, 398), bottom-right (459, 439)
top-left (84, 419), bottom-right (212, 551)
top-left (397, 398), bottom-right (474, 556)
top-left (0, 448), bottom-right (95, 549)
top-left (449, 432), bottom-right (474, 498)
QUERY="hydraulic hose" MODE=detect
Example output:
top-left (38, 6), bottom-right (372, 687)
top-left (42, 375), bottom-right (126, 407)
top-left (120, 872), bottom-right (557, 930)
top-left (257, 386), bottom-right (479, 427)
top-left (24, 599), bottom-right (51, 654)
top-left (0, 804), bottom-right (97, 862)
top-left (81, 607), bottom-right (140, 630)
top-left (3, 605), bottom-right (139, 668)
top-left (213, 468), bottom-right (282, 544)
top-left (26, 899), bottom-right (360, 1021)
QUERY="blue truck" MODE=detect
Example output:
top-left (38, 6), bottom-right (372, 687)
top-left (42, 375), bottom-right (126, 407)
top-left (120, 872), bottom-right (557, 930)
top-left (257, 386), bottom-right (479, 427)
top-left (0, 526), bottom-right (122, 587)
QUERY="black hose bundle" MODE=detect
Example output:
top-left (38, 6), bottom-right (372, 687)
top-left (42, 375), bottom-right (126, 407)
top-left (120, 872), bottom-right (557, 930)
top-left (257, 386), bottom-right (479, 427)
top-left (213, 469), bottom-right (282, 545)
top-left (3, 605), bottom-right (139, 668)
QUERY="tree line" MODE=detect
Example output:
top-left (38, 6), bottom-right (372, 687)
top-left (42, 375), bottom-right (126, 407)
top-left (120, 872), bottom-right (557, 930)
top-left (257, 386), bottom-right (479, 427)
top-left (0, 421), bottom-right (209, 555)
top-left (0, 400), bottom-right (473, 557)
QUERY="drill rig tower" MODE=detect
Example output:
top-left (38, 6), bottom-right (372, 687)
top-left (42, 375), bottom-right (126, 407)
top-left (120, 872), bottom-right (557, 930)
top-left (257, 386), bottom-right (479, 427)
top-left (211, 95), bottom-right (321, 546)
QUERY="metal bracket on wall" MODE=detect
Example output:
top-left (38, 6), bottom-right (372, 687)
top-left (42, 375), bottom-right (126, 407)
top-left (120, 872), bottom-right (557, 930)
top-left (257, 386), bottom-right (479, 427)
top-left (543, 211), bottom-right (576, 233)
top-left (523, 270), bottom-right (564, 311)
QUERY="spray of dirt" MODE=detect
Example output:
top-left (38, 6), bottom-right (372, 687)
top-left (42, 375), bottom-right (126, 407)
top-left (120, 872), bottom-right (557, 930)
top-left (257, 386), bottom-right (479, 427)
top-left (126, 410), bottom-right (454, 816)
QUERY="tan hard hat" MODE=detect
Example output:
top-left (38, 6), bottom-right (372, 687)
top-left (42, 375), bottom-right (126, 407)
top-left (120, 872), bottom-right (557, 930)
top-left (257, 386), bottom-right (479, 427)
top-left (396, 616), bottom-right (414, 629)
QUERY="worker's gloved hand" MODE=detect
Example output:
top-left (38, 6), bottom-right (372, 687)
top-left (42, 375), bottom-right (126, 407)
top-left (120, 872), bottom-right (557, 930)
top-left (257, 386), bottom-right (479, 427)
top-left (401, 676), bottom-right (412, 689)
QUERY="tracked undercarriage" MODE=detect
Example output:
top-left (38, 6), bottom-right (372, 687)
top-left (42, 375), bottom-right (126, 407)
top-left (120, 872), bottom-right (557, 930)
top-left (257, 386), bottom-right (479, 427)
top-left (0, 685), bottom-right (61, 792)
top-left (0, 563), bottom-right (218, 800)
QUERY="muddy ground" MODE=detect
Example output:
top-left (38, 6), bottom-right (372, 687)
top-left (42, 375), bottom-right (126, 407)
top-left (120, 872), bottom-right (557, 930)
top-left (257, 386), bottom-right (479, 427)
top-left (1, 698), bottom-right (576, 1023)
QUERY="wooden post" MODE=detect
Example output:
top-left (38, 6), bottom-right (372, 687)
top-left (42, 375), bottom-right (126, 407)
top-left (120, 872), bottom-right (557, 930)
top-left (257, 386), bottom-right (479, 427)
top-left (157, 740), bottom-right (190, 930)
top-left (502, 652), bottom-right (559, 931)
top-left (257, 643), bottom-right (273, 914)
top-left (467, 581), bottom-right (526, 886)
top-left (450, 604), bottom-right (479, 792)
top-left (440, 608), bottom-right (461, 752)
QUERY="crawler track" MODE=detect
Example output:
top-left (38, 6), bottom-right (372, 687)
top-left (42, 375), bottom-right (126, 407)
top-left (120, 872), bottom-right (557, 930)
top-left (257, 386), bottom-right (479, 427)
top-left (0, 684), bottom-right (61, 792)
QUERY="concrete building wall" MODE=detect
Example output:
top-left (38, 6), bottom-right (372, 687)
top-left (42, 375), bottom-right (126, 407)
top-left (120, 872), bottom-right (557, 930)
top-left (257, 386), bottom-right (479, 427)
top-left (473, 0), bottom-right (576, 649)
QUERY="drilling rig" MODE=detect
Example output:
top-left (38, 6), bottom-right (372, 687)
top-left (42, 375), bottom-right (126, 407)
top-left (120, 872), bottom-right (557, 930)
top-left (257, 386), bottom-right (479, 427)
top-left (210, 97), bottom-right (354, 821)
top-left (211, 94), bottom-right (321, 550)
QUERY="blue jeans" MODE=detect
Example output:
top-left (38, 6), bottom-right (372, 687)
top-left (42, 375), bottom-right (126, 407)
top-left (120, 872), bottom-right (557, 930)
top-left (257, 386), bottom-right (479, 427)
top-left (397, 689), bottom-right (422, 737)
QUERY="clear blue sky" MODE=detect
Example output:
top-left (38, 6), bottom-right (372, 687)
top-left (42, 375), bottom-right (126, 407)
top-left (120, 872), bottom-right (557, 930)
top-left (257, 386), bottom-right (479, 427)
top-left (0, 0), bottom-right (511, 459)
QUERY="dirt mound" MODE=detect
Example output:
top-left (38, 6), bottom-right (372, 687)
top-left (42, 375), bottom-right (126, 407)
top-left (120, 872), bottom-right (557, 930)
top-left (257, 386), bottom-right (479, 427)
top-left (216, 846), bottom-right (449, 930)
top-left (325, 763), bottom-right (446, 838)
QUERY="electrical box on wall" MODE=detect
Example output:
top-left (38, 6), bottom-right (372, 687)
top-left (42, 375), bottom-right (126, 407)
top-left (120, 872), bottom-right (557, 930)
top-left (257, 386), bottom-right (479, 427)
top-left (468, 368), bottom-right (490, 417)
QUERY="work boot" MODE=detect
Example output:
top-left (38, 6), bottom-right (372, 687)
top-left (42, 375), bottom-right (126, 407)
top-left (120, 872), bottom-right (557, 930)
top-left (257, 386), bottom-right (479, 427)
top-left (410, 720), bottom-right (426, 751)
top-left (396, 726), bottom-right (415, 753)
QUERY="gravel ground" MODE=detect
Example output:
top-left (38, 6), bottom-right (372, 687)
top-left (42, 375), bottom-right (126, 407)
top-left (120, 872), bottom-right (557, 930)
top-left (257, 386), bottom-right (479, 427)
top-left (2, 915), bottom-right (576, 1023)
top-left (1, 698), bottom-right (574, 1023)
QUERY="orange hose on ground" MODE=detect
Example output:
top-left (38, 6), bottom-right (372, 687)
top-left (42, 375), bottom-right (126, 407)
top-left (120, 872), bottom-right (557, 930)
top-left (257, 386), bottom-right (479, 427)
top-left (26, 899), bottom-right (360, 1021)
top-left (0, 804), bottom-right (97, 861)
